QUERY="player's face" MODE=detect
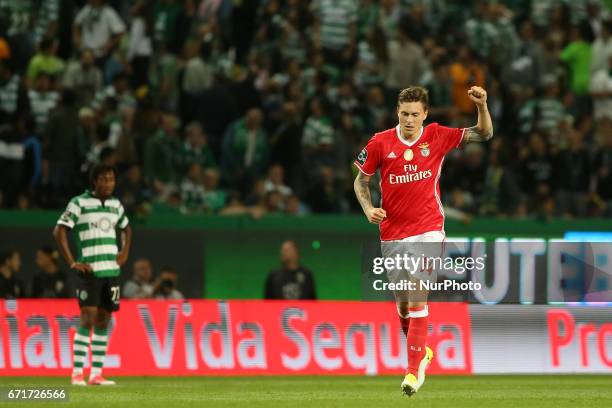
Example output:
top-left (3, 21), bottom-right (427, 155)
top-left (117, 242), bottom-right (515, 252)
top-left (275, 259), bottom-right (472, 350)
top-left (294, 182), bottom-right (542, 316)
top-left (35, 250), bottom-right (51, 270)
top-left (94, 171), bottom-right (116, 198)
top-left (280, 242), bottom-right (299, 265)
top-left (9, 252), bottom-right (21, 273)
top-left (397, 102), bottom-right (427, 138)
top-left (134, 260), bottom-right (152, 281)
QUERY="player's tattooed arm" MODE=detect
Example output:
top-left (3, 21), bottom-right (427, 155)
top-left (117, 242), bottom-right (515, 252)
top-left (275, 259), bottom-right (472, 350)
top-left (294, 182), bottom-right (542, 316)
top-left (462, 86), bottom-right (493, 146)
top-left (354, 172), bottom-right (373, 212)
top-left (354, 172), bottom-right (386, 224)
top-left (463, 125), bottom-right (493, 143)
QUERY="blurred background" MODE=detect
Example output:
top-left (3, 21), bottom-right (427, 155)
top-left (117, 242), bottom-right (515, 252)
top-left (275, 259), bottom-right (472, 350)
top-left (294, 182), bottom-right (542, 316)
top-left (0, 0), bottom-right (611, 380)
top-left (0, 0), bottom-right (611, 300)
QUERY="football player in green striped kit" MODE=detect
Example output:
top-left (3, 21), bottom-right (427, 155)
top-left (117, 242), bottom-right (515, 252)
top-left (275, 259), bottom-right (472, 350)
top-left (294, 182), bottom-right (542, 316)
top-left (54, 164), bottom-right (132, 386)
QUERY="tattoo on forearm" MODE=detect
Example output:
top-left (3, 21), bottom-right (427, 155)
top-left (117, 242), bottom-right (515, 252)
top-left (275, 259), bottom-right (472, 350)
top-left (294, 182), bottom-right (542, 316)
top-left (464, 125), bottom-right (493, 143)
top-left (354, 174), bottom-right (373, 213)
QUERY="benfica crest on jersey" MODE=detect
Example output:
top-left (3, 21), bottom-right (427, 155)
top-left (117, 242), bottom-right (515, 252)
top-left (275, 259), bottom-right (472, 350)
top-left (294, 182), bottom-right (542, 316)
top-left (418, 143), bottom-right (430, 157)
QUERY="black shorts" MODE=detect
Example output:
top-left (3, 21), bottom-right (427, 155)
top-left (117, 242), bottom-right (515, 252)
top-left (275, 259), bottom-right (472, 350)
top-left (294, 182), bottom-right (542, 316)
top-left (76, 273), bottom-right (120, 312)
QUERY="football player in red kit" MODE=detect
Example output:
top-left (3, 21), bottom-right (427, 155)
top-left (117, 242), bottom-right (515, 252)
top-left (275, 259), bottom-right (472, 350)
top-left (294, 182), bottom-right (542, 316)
top-left (354, 86), bottom-right (493, 396)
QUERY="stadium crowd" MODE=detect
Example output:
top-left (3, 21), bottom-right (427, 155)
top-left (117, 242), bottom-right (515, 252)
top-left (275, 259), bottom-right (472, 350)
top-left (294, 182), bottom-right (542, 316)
top-left (0, 0), bottom-right (611, 220)
top-left (0, 247), bottom-right (185, 299)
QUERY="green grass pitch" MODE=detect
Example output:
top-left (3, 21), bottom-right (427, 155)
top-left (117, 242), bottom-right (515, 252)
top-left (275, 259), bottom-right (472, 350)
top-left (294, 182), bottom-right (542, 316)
top-left (0, 375), bottom-right (610, 407)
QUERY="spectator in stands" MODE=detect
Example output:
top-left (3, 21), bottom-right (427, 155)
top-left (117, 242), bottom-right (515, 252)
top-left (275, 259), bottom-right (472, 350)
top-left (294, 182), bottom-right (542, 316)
top-left (377, 0), bottom-right (401, 40)
top-left (447, 187), bottom-right (476, 217)
top-left (312, 0), bottom-right (358, 68)
top-left (180, 163), bottom-right (205, 213)
top-left (202, 167), bottom-right (226, 214)
top-left (153, 266), bottom-right (184, 299)
top-left (560, 22), bottom-right (594, 98)
top-left (73, 0), bottom-right (126, 68)
top-left (16, 191), bottom-right (32, 210)
top-left (592, 123), bottom-right (612, 216)
top-left (519, 132), bottom-right (554, 214)
top-left (264, 240), bottom-right (317, 300)
top-left (92, 71), bottom-right (135, 111)
top-left (261, 190), bottom-right (284, 214)
top-left (127, 0), bottom-right (154, 89)
top-left (63, 48), bottom-right (102, 106)
top-left (364, 85), bottom-right (390, 134)
top-left (264, 164), bottom-right (292, 201)
top-left (143, 113), bottom-right (181, 199)
top-left (0, 60), bottom-right (29, 118)
top-left (75, 107), bottom-right (97, 167)
top-left (285, 194), bottom-right (309, 216)
top-left (181, 40), bottom-right (214, 95)
top-left (123, 258), bottom-right (154, 299)
top-left (153, 0), bottom-right (182, 53)
top-left (302, 97), bottom-right (335, 180)
top-left (501, 20), bottom-right (543, 100)
top-left (0, 249), bottom-right (23, 298)
top-left (464, 1), bottom-right (498, 61)
top-left (115, 163), bottom-right (151, 217)
top-left (82, 122), bottom-right (111, 171)
top-left (590, 53), bottom-right (612, 127)
top-left (0, 0), bottom-right (57, 72)
top-left (114, 107), bottom-right (138, 166)
top-left (28, 73), bottom-right (59, 134)
top-left (270, 102), bottom-right (302, 190)
top-left (221, 108), bottom-right (269, 192)
top-left (354, 26), bottom-right (387, 89)
top-left (245, 178), bottom-right (266, 207)
top-left (42, 89), bottom-right (79, 205)
top-left (445, 143), bottom-right (487, 211)
top-left (479, 141), bottom-right (522, 216)
top-left (591, 19), bottom-right (612, 74)
top-left (99, 96), bottom-right (122, 148)
top-left (0, 37), bottom-right (9, 61)
top-left (179, 121), bottom-right (216, 177)
top-left (26, 37), bottom-right (65, 83)
top-left (518, 74), bottom-right (567, 139)
top-left (385, 25), bottom-right (430, 97)
top-left (426, 61), bottom-right (455, 124)
top-left (0, 111), bottom-right (26, 208)
top-left (31, 246), bottom-right (69, 298)
top-left (305, 166), bottom-right (346, 213)
top-left (554, 123), bottom-right (592, 217)
top-left (489, 4), bottom-right (520, 67)
top-left (336, 112), bottom-right (366, 180)
top-left (331, 79), bottom-right (360, 116)
top-left (0, 0), bottom-right (609, 221)
top-left (449, 45), bottom-right (486, 124)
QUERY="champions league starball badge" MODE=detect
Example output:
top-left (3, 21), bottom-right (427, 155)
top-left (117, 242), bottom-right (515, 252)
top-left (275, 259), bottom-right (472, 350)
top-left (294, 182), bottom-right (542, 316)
top-left (403, 149), bottom-right (414, 161)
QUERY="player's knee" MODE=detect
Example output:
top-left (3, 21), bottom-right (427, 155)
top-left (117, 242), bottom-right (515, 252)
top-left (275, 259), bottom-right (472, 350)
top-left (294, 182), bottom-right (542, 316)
top-left (409, 300), bottom-right (428, 309)
top-left (93, 319), bottom-right (109, 330)
top-left (79, 310), bottom-right (95, 329)
top-left (397, 302), bottom-right (409, 318)
top-left (79, 320), bottom-right (93, 330)
top-left (94, 311), bottom-right (110, 329)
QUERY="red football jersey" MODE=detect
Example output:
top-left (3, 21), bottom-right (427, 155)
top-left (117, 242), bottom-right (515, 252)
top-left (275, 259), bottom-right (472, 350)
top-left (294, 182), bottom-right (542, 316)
top-left (354, 123), bottom-right (464, 240)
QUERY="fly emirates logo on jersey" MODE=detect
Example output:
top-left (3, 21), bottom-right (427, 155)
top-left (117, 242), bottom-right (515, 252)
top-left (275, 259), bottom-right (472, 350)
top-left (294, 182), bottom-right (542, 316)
top-left (389, 164), bottom-right (432, 185)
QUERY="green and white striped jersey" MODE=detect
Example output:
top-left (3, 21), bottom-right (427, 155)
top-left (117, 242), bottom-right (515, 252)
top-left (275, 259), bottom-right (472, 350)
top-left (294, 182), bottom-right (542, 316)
top-left (57, 190), bottom-right (129, 278)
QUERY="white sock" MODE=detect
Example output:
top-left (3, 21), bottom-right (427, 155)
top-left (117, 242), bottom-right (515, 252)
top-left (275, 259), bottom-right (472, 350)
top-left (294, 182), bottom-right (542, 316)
top-left (72, 327), bottom-right (90, 376)
top-left (90, 329), bottom-right (108, 378)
